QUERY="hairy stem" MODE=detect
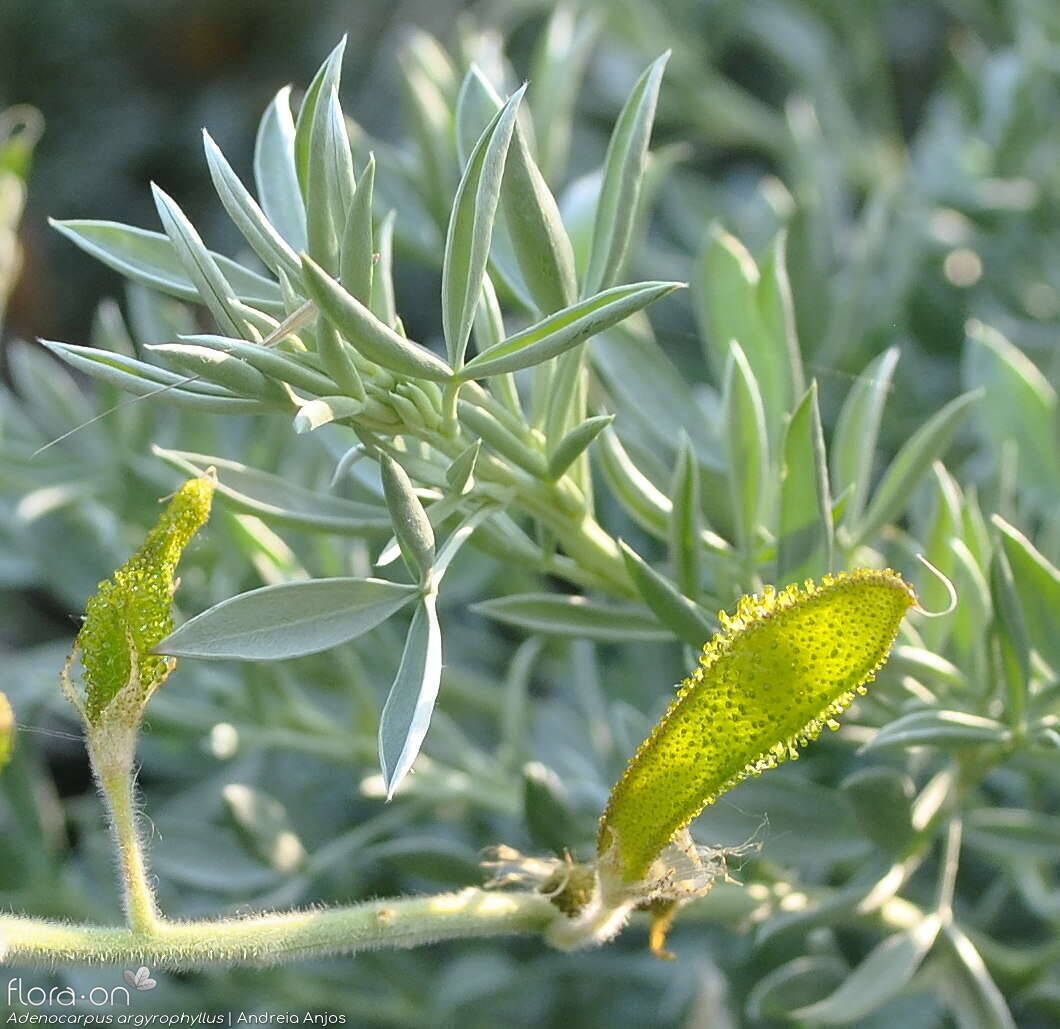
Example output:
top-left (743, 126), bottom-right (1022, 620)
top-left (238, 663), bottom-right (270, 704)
top-left (98, 769), bottom-right (159, 934)
top-left (0, 889), bottom-right (560, 968)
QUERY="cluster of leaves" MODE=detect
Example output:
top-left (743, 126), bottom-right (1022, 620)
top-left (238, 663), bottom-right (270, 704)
top-left (3, 2), bottom-right (1060, 1025)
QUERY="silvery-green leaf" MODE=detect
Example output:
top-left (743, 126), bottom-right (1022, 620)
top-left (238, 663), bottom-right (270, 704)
top-left (339, 153), bottom-right (374, 301)
top-left (855, 390), bottom-right (983, 546)
top-left (40, 340), bottom-right (270, 412)
top-left (433, 504), bottom-right (497, 581)
top-left (370, 209), bottom-right (398, 328)
top-left (965, 808), bottom-right (1060, 861)
top-left (51, 219), bottom-right (284, 315)
top-left (305, 87), bottom-right (355, 273)
top-left (757, 231), bottom-right (805, 398)
top-left (158, 576), bottom-right (417, 660)
top-left (151, 183), bottom-right (247, 338)
top-left (746, 956), bottom-right (850, 1022)
top-left (789, 915), bottom-right (942, 1024)
top-left (461, 281), bottom-right (682, 379)
top-left (203, 130), bottom-right (302, 284)
top-left (937, 925), bottom-right (1016, 1029)
top-left (963, 320), bottom-right (1060, 506)
top-left (293, 37), bottom-right (346, 197)
top-left (778, 382), bottom-right (833, 583)
top-left (502, 116), bottom-right (578, 315)
top-left (146, 342), bottom-right (271, 397)
top-left (177, 333), bottom-right (335, 396)
top-left (529, 7), bottom-right (600, 181)
top-left (619, 541), bottom-right (714, 647)
top-left (697, 224), bottom-right (793, 445)
top-left (990, 549), bottom-right (1030, 726)
top-left (379, 592), bottom-right (443, 798)
top-left (582, 52), bottom-right (669, 296)
top-left (831, 347), bottom-right (899, 533)
top-left (153, 446), bottom-right (391, 534)
top-left (381, 454), bottom-right (436, 580)
top-left (456, 400), bottom-right (548, 478)
top-left (473, 593), bottom-right (671, 641)
top-left (292, 395), bottom-right (364, 434)
top-left (862, 710), bottom-right (1011, 753)
top-left (669, 434), bottom-right (701, 599)
top-left (548, 414), bottom-right (612, 481)
top-left (723, 342), bottom-right (768, 556)
top-left (442, 85), bottom-right (524, 368)
top-left (841, 767), bottom-right (917, 856)
top-left (302, 255), bottom-right (454, 382)
top-left (254, 86), bottom-right (306, 251)
top-left (446, 440), bottom-right (481, 495)
top-left (992, 514), bottom-right (1060, 671)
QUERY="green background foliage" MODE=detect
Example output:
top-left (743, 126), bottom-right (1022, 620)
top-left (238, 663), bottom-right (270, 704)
top-left (3, 1), bottom-right (1060, 1024)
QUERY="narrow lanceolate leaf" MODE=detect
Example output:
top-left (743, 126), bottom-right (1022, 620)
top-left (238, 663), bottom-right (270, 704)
top-left (254, 86), bottom-right (307, 250)
top-left (0, 691), bottom-right (14, 772)
top-left (599, 569), bottom-right (916, 885)
top-left (306, 87), bottom-right (356, 272)
top-left (620, 541), bottom-right (715, 647)
top-left (963, 320), bottom-right (1060, 505)
top-left (832, 347), bottom-right (899, 532)
top-left (302, 255), bottom-right (454, 382)
top-left (293, 395), bottom-right (364, 434)
top-left (862, 710), bottom-right (1011, 753)
top-left (854, 390), bottom-right (983, 546)
top-left (548, 414), bottom-right (613, 481)
top-left (938, 925), bottom-right (1016, 1029)
top-left (340, 153), bottom-right (375, 301)
top-left (203, 131), bottom-right (302, 283)
top-left (293, 37), bottom-right (347, 198)
top-left (154, 447), bottom-right (391, 535)
top-left (473, 594), bottom-right (672, 642)
top-left (446, 440), bottom-right (481, 495)
top-left (177, 334), bottom-right (336, 396)
top-left (379, 592), bottom-right (443, 798)
top-left (993, 515), bottom-right (1060, 672)
top-left (724, 342), bottom-right (768, 557)
top-left (151, 184), bottom-right (247, 338)
top-left (990, 550), bottom-right (1030, 729)
top-left (778, 383), bottom-right (833, 584)
top-left (157, 577), bottom-right (417, 660)
top-left (442, 85), bottom-right (524, 368)
top-left (77, 476), bottom-right (214, 723)
top-left (370, 210), bottom-right (398, 327)
top-left (40, 340), bottom-right (272, 413)
top-left (502, 121), bottom-right (578, 314)
top-left (50, 220), bottom-right (284, 315)
top-left (460, 281), bottom-right (682, 379)
top-left (583, 52), bottom-right (669, 296)
top-left (146, 343), bottom-right (272, 398)
top-left (789, 915), bottom-right (942, 1025)
top-left (380, 455), bottom-right (436, 581)
top-left (696, 226), bottom-right (795, 446)
top-left (669, 434), bottom-right (701, 599)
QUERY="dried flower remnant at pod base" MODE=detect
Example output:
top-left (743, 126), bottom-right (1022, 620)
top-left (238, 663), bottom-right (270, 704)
top-left (542, 570), bottom-right (916, 954)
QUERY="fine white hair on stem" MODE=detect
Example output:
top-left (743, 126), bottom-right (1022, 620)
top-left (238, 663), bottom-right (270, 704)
top-left (912, 554), bottom-right (958, 617)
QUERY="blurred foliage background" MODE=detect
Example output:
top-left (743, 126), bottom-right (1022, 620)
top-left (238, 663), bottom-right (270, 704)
top-left (4, 0), bottom-right (1060, 1026)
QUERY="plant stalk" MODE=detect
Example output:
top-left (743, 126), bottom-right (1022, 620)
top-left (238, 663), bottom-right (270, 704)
top-left (0, 889), bottom-right (560, 968)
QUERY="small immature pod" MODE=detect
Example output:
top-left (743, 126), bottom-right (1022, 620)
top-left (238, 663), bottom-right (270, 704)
top-left (598, 569), bottom-right (916, 886)
top-left (74, 475), bottom-right (215, 725)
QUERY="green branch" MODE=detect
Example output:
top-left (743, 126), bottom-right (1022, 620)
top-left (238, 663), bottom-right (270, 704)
top-left (0, 889), bottom-right (560, 968)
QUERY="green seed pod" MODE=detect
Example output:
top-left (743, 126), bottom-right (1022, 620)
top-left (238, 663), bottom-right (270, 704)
top-left (0, 690), bottom-right (14, 771)
top-left (598, 569), bottom-right (916, 886)
top-left (73, 475), bottom-right (215, 725)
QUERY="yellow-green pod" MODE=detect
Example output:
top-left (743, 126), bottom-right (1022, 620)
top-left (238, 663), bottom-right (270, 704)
top-left (75, 475), bottom-right (215, 725)
top-left (598, 569), bottom-right (916, 885)
top-left (0, 690), bottom-right (13, 771)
